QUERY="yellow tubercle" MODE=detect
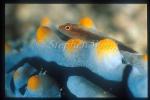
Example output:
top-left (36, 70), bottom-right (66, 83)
top-left (79, 17), bottom-right (94, 29)
top-left (40, 17), bottom-right (51, 27)
top-left (143, 54), bottom-right (147, 61)
top-left (5, 43), bottom-right (11, 54)
top-left (96, 39), bottom-right (119, 59)
top-left (27, 75), bottom-right (41, 91)
top-left (36, 26), bottom-right (52, 44)
top-left (65, 39), bottom-right (83, 54)
top-left (13, 70), bottom-right (20, 80)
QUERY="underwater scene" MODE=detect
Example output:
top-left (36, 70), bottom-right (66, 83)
top-left (5, 4), bottom-right (147, 98)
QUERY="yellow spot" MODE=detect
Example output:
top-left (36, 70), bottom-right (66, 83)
top-left (143, 54), bottom-right (147, 61)
top-left (65, 39), bottom-right (83, 54)
top-left (5, 43), bottom-right (11, 54)
top-left (36, 26), bottom-right (52, 44)
top-left (96, 39), bottom-right (119, 59)
top-left (79, 17), bottom-right (94, 28)
top-left (27, 75), bottom-right (41, 91)
top-left (40, 17), bottom-right (51, 27)
top-left (13, 70), bottom-right (20, 80)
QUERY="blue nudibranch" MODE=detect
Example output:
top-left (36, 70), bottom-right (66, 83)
top-left (5, 17), bottom-right (147, 98)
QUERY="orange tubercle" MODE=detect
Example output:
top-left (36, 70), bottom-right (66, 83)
top-left (143, 54), bottom-right (147, 61)
top-left (5, 43), bottom-right (11, 54)
top-left (13, 70), bottom-right (20, 80)
top-left (65, 39), bottom-right (83, 54)
top-left (96, 39), bottom-right (119, 59)
top-left (36, 26), bottom-right (52, 44)
top-left (79, 17), bottom-right (94, 28)
top-left (40, 17), bottom-right (51, 27)
top-left (27, 75), bottom-right (41, 91)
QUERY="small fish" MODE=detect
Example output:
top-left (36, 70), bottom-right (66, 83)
top-left (58, 23), bottom-right (136, 53)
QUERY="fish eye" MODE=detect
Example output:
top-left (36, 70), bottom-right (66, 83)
top-left (65, 25), bottom-right (71, 30)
